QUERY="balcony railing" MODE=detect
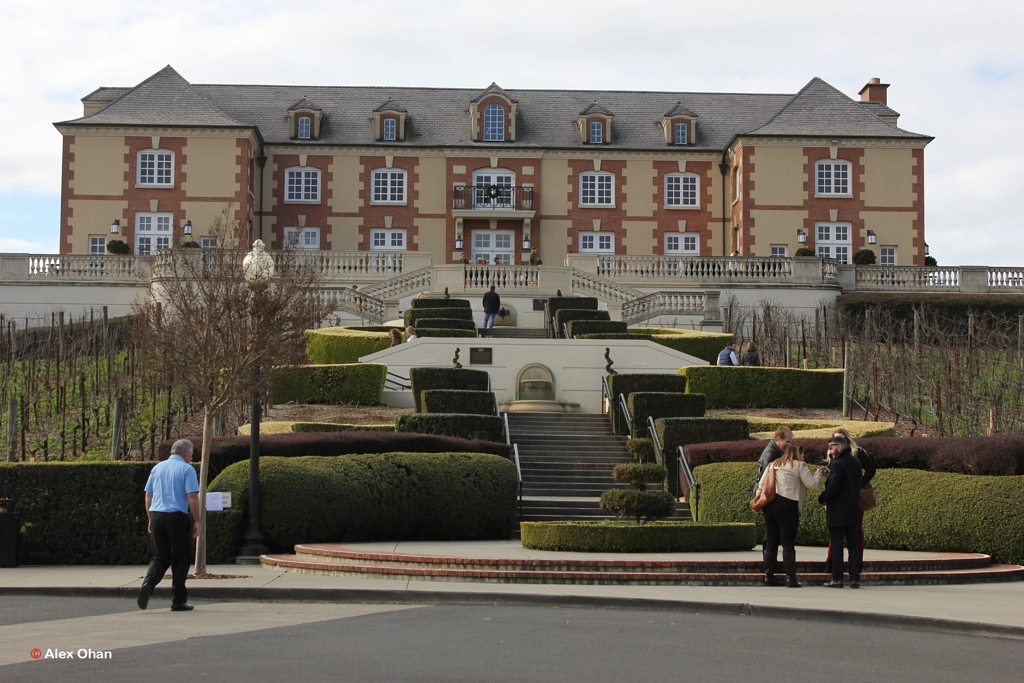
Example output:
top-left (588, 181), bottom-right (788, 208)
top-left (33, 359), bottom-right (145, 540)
top-left (593, 255), bottom-right (795, 282)
top-left (453, 185), bottom-right (534, 211)
top-left (27, 254), bottom-right (151, 279)
top-left (854, 265), bottom-right (960, 291)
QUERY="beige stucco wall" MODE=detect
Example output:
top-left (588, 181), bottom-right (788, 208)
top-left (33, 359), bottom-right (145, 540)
top-left (67, 199), bottom-right (128, 253)
top-left (862, 148), bottom-right (916, 208)
top-left (328, 217), bottom-right (364, 251)
top-left (540, 219), bottom-right (572, 262)
top-left (622, 160), bottom-right (656, 217)
top-left (540, 159), bottom-right (571, 216)
top-left (750, 146), bottom-right (807, 206)
top-left (749, 209), bottom-right (808, 256)
top-left (413, 157), bottom-right (446, 214)
top-left (860, 211), bottom-right (917, 262)
top-left (180, 201), bottom-right (241, 246)
top-left (70, 136), bottom-right (128, 196)
top-left (621, 220), bottom-right (656, 255)
top-left (182, 138), bottom-right (241, 198)
top-left (329, 155), bottom-right (362, 213)
top-left (704, 166), bottom-right (722, 219)
top-left (263, 155), bottom-right (278, 212)
top-left (413, 218), bottom-right (447, 257)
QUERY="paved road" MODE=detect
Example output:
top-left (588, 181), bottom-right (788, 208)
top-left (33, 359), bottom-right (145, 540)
top-left (1, 596), bottom-right (1021, 682)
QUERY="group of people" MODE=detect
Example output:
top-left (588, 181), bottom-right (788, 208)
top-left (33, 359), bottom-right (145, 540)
top-left (753, 426), bottom-right (875, 588)
top-left (717, 341), bottom-right (761, 366)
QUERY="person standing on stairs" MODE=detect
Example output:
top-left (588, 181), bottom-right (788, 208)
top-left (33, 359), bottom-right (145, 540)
top-left (482, 285), bottom-right (500, 329)
top-left (754, 445), bottom-right (822, 587)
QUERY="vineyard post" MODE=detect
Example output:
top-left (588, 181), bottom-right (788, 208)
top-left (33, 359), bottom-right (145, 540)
top-left (6, 399), bottom-right (14, 462)
top-left (110, 397), bottom-right (123, 461)
top-left (842, 345), bottom-right (850, 418)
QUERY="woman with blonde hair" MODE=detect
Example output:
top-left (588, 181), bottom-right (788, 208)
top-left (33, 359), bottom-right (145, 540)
top-left (755, 444), bottom-right (823, 587)
top-left (824, 427), bottom-right (876, 574)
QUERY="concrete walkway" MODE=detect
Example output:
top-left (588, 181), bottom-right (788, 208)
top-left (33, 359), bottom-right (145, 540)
top-left (2, 541), bottom-right (1023, 639)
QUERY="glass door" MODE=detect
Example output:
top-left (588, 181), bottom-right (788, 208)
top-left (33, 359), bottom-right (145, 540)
top-left (472, 230), bottom-right (514, 264)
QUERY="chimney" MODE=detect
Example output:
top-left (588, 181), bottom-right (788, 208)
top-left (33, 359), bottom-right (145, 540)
top-left (858, 77), bottom-right (890, 105)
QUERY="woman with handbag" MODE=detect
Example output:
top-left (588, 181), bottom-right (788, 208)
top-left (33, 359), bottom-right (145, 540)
top-left (824, 427), bottom-right (876, 573)
top-left (754, 445), bottom-right (823, 587)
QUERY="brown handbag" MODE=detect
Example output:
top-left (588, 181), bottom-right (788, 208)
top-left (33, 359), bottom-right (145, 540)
top-left (860, 483), bottom-right (877, 512)
top-left (750, 465), bottom-right (777, 512)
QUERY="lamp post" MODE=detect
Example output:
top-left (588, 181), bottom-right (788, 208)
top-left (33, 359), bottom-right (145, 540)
top-left (237, 240), bottom-right (274, 563)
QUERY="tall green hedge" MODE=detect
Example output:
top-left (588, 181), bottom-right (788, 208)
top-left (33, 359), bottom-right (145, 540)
top-left (567, 320), bottom-right (628, 337)
top-left (545, 297), bottom-right (598, 337)
top-left (271, 364), bottom-right (386, 405)
top-left (409, 367), bottom-right (490, 412)
top-left (636, 330), bottom-right (734, 364)
top-left (628, 392), bottom-right (707, 437)
top-left (553, 309), bottom-right (610, 337)
top-left (405, 307), bottom-right (474, 327)
top-left (681, 366), bottom-right (844, 409)
top-left (422, 389), bottom-right (498, 416)
top-left (656, 417), bottom-right (750, 496)
top-left (607, 373), bottom-right (689, 435)
top-left (306, 328), bottom-right (391, 363)
top-left (414, 318), bottom-right (478, 331)
top-left (395, 414), bottom-right (505, 442)
top-left (409, 298), bottom-right (472, 309)
top-left (416, 328), bottom-right (478, 338)
top-left (208, 453), bottom-right (518, 554)
top-left (692, 461), bottom-right (1024, 565)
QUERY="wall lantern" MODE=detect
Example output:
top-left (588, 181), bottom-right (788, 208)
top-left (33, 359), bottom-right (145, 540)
top-left (184, 220), bottom-right (193, 236)
top-left (867, 230), bottom-right (877, 245)
top-left (454, 235), bottom-right (464, 250)
top-left (797, 229), bottom-right (807, 244)
top-left (924, 243), bottom-right (930, 256)
top-left (110, 219), bottom-right (120, 234)
top-left (522, 235), bottom-right (532, 250)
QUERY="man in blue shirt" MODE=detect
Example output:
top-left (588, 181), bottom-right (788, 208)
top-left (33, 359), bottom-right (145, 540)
top-left (138, 439), bottom-right (201, 611)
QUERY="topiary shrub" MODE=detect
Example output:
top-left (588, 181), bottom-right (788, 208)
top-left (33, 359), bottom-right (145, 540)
top-left (415, 328), bottom-right (477, 338)
top-left (422, 389), bottom-right (497, 416)
top-left (209, 453), bottom-right (518, 553)
top-left (681, 366), bottom-right (843, 409)
top-left (626, 437), bottom-right (654, 462)
top-left (553, 309), bottom-right (610, 337)
top-left (414, 318), bottom-right (478, 331)
top-left (409, 298), bottom-right (472, 310)
top-left (656, 417), bottom-right (750, 496)
top-left (409, 367), bottom-right (490, 412)
top-left (607, 373), bottom-right (689, 435)
top-left (795, 247), bottom-right (816, 257)
top-left (305, 328), bottom-right (391, 363)
top-left (545, 297), bottom-right (598, 336)
top-left (106, 239), bottom-right (130, 255)
top-left (612, 462), bottom-right (666, 488)
top-left (520, 521), bottom-right (756, 553)
top-left (395, 413), bottom-right (505, 442)
top-left (271, 363), bottom-right (387, 405)
top-left (599, 490), bottom-right (677, 524)
top-left (566, 320), bottom-right (628, 337)
top-left (404, 307), bottom-right (474, 327)
top-left (853, 248), bottom-right (877, 265)
top-left (628, 392), bottom-right (707, 437)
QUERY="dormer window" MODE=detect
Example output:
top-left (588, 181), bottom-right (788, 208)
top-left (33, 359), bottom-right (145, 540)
top-left (484, 104), bottom-right (505, 141)
top-left (674, 122), bottom-right (688, 145)
top-left (662, 102), bottom-right (698, 145)
top-left (469, 84), bottom-right (517, 142)
top-left (577, 101), bottom-right (613, 145)
top-left (590, 121), bottom-right (603, 144)
top-left (383, 118), bottom-right (396, 141)
top-left (373, 99), bottom-right (408, 141)
top-left (288, 98), bottom-right (323, 140)
top-left (297, 117), bottom-right (311, 139)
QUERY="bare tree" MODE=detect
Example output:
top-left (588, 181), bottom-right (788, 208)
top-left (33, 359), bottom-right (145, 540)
top-left (134, 207), bottom-right (333, 574)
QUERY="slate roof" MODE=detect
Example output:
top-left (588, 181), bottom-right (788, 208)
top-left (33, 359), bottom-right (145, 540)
top-left (288, 97), bottom-right (322, 112)
top-left (664, 101), bottom-right (699, 118)
top-left (59, 68), bottom-right (931, 150)
top-left (373, 98), bottom-right (407, 113)
top-left (858, 100), bottom-right (901, 120)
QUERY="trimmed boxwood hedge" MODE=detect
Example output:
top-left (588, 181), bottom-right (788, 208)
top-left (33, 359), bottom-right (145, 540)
top-left (553, 309), bottom-right (610, 337)
top-left (628, 392), bottom-right (707, 437)
top-left (209, 453), bottom-right (518, 553)
top-left (691, 461), bottom-right (1024, 565)
top-left (271, 363), bottom-right (387, 405)
top-left (567, 320), bottom-right (628, 337)
top-left (409, 298), bottom-right (472, 309)
top-left (607, 373), bottom-right (689, 435)
top-left (599, 489), bottom-right (677, 523)
top-left (237, 421), bottom-right (394, 435)
top-left (415, 328), bottom-right (477, 338)
top-left (422, 389), bottom-right (498, 416)
top-left (741, 416), bottom-right (895, 436)
top-left (159, 431), bottom-right (511, 482)
top-left (405, 307), bottom-right (474, 327)
top-left (749, 425), bottom-right (896, 440)
top-left (681, 366), bottom-right (844, 409)
top-left (520, 521), bottom-right (756, 553)
top-left (306, 328), bottom-right (391, 363)
top-left (545, 296), bottom-right (598, 336)
top-left (633, 329), bottom-right (734, 364)
top-left (409, 367), bottom-right (490, 412)
top-left (395, 413), bottom-right (505, 442)
top-left (414, 318), bottom-right (478, 331)
top-left (656, 417), bottom-right (750, 496)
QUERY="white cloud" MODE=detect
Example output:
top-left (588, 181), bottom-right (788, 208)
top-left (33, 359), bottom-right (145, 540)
top-left (0, 237), bottom-right (59, 253)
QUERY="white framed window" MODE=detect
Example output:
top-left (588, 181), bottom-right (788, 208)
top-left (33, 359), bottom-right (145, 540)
top-left (297, 116), bottom-right (311, 139)
top-left (137, 150), bottom-right (173, 186)
top-left (770, 245), bottom-right (788, 257)
top-left (372, 170), bottom-right (406, 203)
top-left (880, 246), bottom-right (896, 265)
top-left (590, 121), bottom-right (603, 144)
top-left (579, 231), bottom-right (614, 254)
top-left (732, 165), bottom-right (741, 202)
top-left (815, 221), bottom-right (852, 263)
top-left (665, 173), bottom-right (699, 207)
top-left (483, 103), bottom-right (505, 141)
top-left (135, 212), bottom-right (172, 255)
top-left (370, 228), bottom-right (407, 251)
top-left (285, 168), bottom-right (320, 203)
top-left (472, 229), bottom-right (514, 264)
top-left (88, 236), bottom-right (106, 255)
top-left (283, 227), bottom-right (320, 250)
top-left (472, 169), bottom-right (515, 208)
top-left (383, 118), bottom-right (397, 141)
top-left (580, 172), bottom-right (614, 206)
top-left (200, 237), bottom-right (218, 249)
top-left (674, 122), bottom-right (688, 145)
top-left (816, 160), bottom-right (851, 196)
top-left (665, 232), bottom-right (699, 254)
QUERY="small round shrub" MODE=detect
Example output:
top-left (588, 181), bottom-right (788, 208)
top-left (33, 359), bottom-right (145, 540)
top-left (599, 489), bottom-right (676, 524)
top-left (612, 462), bottom-right (666, 488)
top-left (626, 437), bottom-right (655, 462)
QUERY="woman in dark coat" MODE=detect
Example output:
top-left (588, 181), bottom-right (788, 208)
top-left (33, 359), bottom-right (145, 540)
top-left (742, 341), bottom-right (761, 366)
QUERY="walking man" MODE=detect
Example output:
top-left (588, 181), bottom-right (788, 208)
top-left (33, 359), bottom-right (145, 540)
top-left (138, 439), bottom-right (201, 611)
top-left (819, 435), bottom-right (863, 588)
top-left (482, 284), bottom-right (500, 329)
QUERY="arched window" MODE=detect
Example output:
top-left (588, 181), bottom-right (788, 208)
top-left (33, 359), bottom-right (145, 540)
top-left (483, 103), bottom-right (505, 141)
top-left (383, 118), bottom-right (397, 141)
top-left (297, 116), bottom-right (311, 139)
top-left (589, 121), bottom-right (603, 144)
top-left (665, 173), bottom-right (700, 208)
top-left (674, 122), bottom-right (688, 145)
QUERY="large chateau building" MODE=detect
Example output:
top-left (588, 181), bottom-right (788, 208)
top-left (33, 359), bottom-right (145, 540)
top-left (55, 67), bottom-right (931, 265)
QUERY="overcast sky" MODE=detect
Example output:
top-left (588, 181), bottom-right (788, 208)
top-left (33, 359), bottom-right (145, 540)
top-left (1, 0), bottom-right (1020, 265)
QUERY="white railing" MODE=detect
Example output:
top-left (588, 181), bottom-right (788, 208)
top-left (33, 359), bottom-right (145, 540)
top-left (318, 287), bottom-right (386, 323)
top-left (363, 266), bottom-right (432, 300)
top-left (320, 251), bottom-right (407, 278)
top-left (989, 268), bottom-right (1024, 291)
top-left (570, 268), bottom-right (643, 304)
top-left (622, 291), bottom-right (705, 325)
top-left (27, 254), bottom-right (151, 279)
top-left (462, 265), bottom-right (542, 290)
top-left (595, 255), bottom-right (794, 282)
top-left (854, 266), bottom-right (960, 291)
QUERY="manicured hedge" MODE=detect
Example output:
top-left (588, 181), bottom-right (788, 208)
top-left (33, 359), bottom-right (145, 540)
top-left (271, 363), bottom-right (387, 405)
top-left (691, 461), bottom-right (1024, 565)
top-left (520, 521), bottom-right (756, 553)
top-left (546, 297), bottom-right (598, 337)
top-left (599, 489), bottom-right (677, 523)
top-left (414, 318), bottom-right (478, 331)
top-left (837, 293), bottom-right (1024, 324)
top-left (306, 328), bottom-right (391, 364)
top-left (607, 373), bottom-right (689, 435)
top-left (553, 309), bottom-right (610, 337)
top-left (749, 425), bottom-right (896, 440)
top-left (567, 320), bottom-right (628, 337)
top-left (681, 367), bottom-right (843, 409)
top-left (742, 416), bottom-right (895, 436)
top-left (409, 367), bottom-right (490, 412)
top-left (237, 422), bottom-right (394, 435)
top-left (409, 298), bottom-right (472, 309)
top-left (159, 431), bottom-right (511, 482)
top-left (395, 413), bottom-right (505, 442)
top-left (628, 392), bottom-right (707, 437)
top-left (656, 417), bottom-right (750, 495)
top-left (405, 307), bottom-right (474, 327)
top-left (422, 389), bottom-right (498, 416)
top-left (635, 329), bottom-right (734, 364)
top-left (209, 453), bottom-right (518, 553)
top-left (415, 328), bottom-right (477, 338)
top-left (684, 435), bottom-right (1024, 475)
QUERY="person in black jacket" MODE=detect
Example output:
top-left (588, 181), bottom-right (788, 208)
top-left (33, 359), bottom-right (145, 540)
top-left (482, 285), bottom-right (500, 329)
top-left (818, 435), bottom-right (863, 588)
top-left (824, 427), bottom-right (876, 573)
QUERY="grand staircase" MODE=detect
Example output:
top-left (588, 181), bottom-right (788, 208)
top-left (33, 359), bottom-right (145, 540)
top-left (507, 412), bottom-right (690, 522)
top-left (478, 327), bottom-right (547, 339)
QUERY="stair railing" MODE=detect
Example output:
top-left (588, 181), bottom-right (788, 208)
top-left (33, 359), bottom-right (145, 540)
top-left (618, 393), bottom-right (634, 436)
top-left (562, 322), bottom-right (570, 339)
top-left (647, 415), bottom-right (675, 498)
top-left (503, 412), bottom-right (523, 524)
top-left (385, 371), bottom-right (410, 391)
top-left (678, 445), bottom-right (699, 521)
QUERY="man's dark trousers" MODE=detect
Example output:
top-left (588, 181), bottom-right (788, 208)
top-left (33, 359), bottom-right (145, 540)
top-left (829, 524), bottom-right (861, 582)
top-left (142, 511), bottom-right (192, 605)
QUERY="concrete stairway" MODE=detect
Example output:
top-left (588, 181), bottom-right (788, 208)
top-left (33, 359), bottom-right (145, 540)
top-left (507, 412), bottom-right (690, 522)
top-left (478, 327), bottom-right (548, 339)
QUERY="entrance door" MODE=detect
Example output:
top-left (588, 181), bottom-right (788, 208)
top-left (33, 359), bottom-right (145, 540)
top-left (472, 230), bottom-right (514, 264)
top-left (473, 171), bottom-right (514, 209)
